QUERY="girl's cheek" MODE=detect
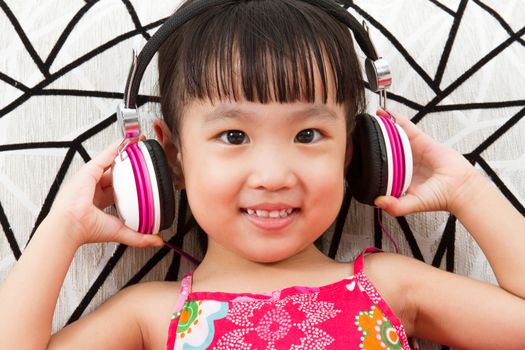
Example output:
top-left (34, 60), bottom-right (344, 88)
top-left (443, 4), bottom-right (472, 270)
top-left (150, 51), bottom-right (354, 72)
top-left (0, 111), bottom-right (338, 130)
top-left (303, 158), bottom-right (345, 204)
top-left (190, 157), bottom-right (244, 197)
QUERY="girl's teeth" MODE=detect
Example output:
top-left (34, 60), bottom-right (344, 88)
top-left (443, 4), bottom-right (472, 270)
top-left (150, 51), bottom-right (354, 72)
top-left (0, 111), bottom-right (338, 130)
top-left (245, 209), bottom-right (294, 218)
top-left (256, 210), bottom-right (269, 218)
top-left (269, 210), bottom-right (280, 218)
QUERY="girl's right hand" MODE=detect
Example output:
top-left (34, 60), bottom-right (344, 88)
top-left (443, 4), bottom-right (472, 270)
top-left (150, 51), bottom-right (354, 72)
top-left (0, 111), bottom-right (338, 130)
top-left (373, 111), bottom-right (480, 217)
top-left (48, 140), bottom-right (164, 248)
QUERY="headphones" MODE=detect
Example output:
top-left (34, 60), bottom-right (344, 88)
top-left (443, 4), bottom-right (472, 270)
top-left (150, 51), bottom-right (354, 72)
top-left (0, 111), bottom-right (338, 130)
top-left (111, 0), bottom-right (413, 234)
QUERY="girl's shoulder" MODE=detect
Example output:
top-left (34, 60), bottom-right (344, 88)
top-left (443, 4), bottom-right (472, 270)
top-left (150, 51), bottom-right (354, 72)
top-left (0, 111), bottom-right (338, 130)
top-left (353, 248), bottom-right (420, 290)
top-left (358, 249), bottom-right (428, 287)
top-left (125, 279), bottom-right (182, 296)
top-left (49, 280), bottom-right (183, 349)
top-left (358, 251), bottom-right (422, 336)
top-left (120, 280), bottom-right (183, 349)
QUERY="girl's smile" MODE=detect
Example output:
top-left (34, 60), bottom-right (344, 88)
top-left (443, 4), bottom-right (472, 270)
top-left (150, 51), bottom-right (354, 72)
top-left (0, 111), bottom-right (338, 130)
top-left (241, 205), bottom-right (299, 231)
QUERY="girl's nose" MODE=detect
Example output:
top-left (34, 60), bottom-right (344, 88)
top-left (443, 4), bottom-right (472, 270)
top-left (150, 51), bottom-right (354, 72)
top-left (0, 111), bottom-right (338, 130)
top-left (246, 147), bottom-right (298, 191)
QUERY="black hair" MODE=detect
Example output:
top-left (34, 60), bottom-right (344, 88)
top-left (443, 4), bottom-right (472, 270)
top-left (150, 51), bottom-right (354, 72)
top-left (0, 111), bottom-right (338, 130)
top-left (158, 0), bottom-right (366, 142)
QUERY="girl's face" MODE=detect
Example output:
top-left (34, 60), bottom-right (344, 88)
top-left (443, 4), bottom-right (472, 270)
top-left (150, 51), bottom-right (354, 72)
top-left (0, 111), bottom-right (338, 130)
top-left (177, 98), bottom-right (348, 263)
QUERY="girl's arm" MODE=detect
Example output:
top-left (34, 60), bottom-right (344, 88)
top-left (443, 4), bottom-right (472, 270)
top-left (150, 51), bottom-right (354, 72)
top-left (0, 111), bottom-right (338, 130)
top-left (448, 171), bottom-right (525, 296)
top-left (0, 142), bottom-right (162, 349)
top-left (372, 111), bottom-right (525, 348)
top-left (375, 112), bottom-right (525, 297)
top-left (0, 215), bottom-right (80, 348)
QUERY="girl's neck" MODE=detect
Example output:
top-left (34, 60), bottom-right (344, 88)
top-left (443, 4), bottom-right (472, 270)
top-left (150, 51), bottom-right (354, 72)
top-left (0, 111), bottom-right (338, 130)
top-left (190, 243), bottom-right (351, 294)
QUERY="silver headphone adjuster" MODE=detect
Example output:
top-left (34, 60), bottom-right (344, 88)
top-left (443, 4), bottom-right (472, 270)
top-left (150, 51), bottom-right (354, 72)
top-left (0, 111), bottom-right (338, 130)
top-left (117, 103), bottom-right (141, 158)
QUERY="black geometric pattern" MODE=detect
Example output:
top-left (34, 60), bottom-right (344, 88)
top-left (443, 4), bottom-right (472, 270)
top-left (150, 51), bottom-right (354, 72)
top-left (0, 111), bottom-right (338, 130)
top-left (1, 1), bottom-right (524, 348)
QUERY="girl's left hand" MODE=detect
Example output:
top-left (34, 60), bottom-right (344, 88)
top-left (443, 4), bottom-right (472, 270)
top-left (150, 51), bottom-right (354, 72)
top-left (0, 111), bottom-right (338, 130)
top-left (49, 139), bottom-right (163, 248)
top-left (373, 109), bottom-right (480, 217)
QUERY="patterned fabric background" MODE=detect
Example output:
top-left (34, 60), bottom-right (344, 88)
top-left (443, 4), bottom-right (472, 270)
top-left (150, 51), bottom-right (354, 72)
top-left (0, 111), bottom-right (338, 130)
top-left (0, 1), bottom-right (524, 349)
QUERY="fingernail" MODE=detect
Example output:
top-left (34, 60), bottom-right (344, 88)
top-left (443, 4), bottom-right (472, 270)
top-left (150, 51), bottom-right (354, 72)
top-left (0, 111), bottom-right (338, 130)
top-left (376, 109), bottom-right (387, 117)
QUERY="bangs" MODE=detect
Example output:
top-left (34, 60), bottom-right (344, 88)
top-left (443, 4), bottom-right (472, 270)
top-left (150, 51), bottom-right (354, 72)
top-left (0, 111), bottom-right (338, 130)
top-left (159, 0), bottom-right (365, 132)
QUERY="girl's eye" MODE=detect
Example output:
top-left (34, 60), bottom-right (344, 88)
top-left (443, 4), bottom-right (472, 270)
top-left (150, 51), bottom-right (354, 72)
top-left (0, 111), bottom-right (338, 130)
top-left (218, 130), bottom-right (249, 145)
top-left (295, 129), bottom-right (323, 143)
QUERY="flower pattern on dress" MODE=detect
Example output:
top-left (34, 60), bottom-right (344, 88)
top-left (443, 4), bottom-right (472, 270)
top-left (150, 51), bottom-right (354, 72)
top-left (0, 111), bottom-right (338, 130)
top-left (355, 305), bottom-right (402, 350)
top-left (173, 300), bottom-right (228, 350)
top-left (212, 292), bottom-right (341, 349)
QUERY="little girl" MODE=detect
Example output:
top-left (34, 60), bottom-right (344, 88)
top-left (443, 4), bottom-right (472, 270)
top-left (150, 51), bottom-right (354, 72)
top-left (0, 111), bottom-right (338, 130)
top-left (1, 0), bottom-right (525, 349)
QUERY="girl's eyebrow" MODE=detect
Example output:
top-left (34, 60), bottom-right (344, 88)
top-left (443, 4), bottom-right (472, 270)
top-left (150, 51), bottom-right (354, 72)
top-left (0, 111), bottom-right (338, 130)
top-left (204, 107), bottom-right (252, 123)
top-left (296, 105), bottom-right (338, 120)
top-left (203, 105), bottom-right (339, 123)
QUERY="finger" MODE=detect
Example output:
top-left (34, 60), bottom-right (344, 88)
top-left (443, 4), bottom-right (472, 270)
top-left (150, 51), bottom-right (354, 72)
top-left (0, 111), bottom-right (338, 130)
top-left (377, 108), bottom-right (424, 142)
top-left (374, 194), bottom-right (423, 217)
top-left (96, 212), bottom-right (164, 248)
top-left (89, 139), bottom-right (122, 171)
top-left (94, 165), bottom-right (115, 209)
top-left (80, 140), bottom-right (121, 185)
top-left (94, 185), bottom-right (114, 209)
top-left (115, 227), bottom-right (165, 248)
top-left (99, 167), bottom-right (113, 189)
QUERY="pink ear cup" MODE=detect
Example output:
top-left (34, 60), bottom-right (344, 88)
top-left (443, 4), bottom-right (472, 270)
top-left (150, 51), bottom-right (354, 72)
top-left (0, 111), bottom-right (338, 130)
top-left (376, 115), bottom-right (398, 196)
top-left (377, 114), bottom-right (405, 197)
top-left (376, 110), bottom-right (408, 198)
top-left (392, 125), bottom-right (407, 197)
top-left (395, 123), bottom-right (413, 195)
top-left (125, 145), bottom-right (144, 231)
top-left (138, 142), bottom-right (161, 234)
top-left (126, 143), bottom-right (155, 234)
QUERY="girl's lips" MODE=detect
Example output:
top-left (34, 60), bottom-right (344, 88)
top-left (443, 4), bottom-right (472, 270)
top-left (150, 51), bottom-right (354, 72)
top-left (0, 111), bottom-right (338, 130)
top-left (241, 208), bottom-right (299, 231)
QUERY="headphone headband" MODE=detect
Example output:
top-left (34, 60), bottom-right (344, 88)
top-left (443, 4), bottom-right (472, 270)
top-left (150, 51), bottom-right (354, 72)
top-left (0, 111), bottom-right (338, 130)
top-left (118, 0), bottom-right (392, 140)
top-left (111, 0), bottom-right (413, 240)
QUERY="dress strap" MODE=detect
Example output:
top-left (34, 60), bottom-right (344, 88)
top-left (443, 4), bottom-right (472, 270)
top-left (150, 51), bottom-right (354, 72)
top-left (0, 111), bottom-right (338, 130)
top-left (167, 274), bottom-right (193, 350)
top-left (353, 247), bottom-right (382, 276)
top-left (172, 273), bottom-right (192, 314)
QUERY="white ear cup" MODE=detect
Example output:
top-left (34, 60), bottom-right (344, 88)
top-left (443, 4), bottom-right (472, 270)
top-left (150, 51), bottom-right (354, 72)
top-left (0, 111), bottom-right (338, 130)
top-left (138, 142), bottom-right (161, 234)
top-left (395, 123), bottom-right (413, 195)
top-left (112, 153), bottom-right (140, 231)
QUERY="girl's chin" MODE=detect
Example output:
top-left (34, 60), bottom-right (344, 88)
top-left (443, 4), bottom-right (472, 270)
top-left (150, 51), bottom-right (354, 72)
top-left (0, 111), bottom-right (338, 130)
top-left (236, 242), bottom-right (312, 264)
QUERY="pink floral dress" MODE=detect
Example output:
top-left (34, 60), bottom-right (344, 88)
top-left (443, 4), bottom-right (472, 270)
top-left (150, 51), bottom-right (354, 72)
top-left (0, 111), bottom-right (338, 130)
top-left (166, 248), bottom-right (411, 349)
